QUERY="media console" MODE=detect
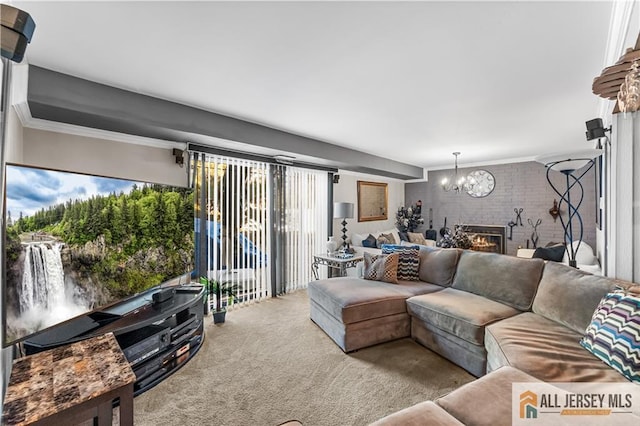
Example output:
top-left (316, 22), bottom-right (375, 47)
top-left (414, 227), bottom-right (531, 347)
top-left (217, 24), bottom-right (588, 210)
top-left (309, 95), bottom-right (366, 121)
top-left (23, 284), bottom-right (205, 396)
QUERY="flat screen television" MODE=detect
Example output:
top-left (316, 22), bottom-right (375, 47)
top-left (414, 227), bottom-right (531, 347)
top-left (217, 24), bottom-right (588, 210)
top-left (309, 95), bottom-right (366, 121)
top-left (2, 163), bottom-right (194, 347)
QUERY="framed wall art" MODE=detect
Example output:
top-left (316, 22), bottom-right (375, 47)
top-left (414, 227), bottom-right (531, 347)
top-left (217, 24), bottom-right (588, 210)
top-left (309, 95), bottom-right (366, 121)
top-left (357, 181), bottom-right (388, 222)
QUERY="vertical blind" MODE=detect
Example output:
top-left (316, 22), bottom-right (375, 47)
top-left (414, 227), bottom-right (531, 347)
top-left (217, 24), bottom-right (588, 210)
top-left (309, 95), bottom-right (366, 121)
top-left (282, 167), bottom-right (329, 292)
top-left (194, 153), bottom-right (329, 305)
top-left (197, 154), bottom-right (271, 308)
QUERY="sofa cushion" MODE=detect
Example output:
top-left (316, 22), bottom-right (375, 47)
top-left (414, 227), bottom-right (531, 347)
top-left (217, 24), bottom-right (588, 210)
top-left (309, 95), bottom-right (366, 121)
top-left (369, 400), bottom-right (464, 426)
top-left (417, 247), bottom-right (461, 287)
top-left (451, 251), bottom-right (544, 311)
top-left (308, 277), bottom-right (443, 325)
top-left (411, 319), bottom-right (488, 377)
top-left (407, 288), bottom-right (520, 346)
top-left (436, 366), bottom-right (541, 426)
top-left (580, 289), bottom-right (640, 383)
top-left (485, 312), bottom-right (630, 382)
top-left (363, 252), bottom-right (399, 284)
top-left (532, 261), bottom-right (625, 334)
top-left (381, 244), bottom-right (420, 281)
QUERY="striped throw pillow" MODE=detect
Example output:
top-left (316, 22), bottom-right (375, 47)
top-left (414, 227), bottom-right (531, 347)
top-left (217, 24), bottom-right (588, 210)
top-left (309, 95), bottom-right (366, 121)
top-left (580, 289), bottom-right (640, 383)
top-left (381, 244), bottom-right (420, 281)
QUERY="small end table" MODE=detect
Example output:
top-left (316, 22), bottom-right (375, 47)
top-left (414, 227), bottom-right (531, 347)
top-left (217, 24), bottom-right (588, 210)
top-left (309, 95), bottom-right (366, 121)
top-left (312, 253), bottom-right (364, 279)
top-left (2, 332), bottom-right (136, 426)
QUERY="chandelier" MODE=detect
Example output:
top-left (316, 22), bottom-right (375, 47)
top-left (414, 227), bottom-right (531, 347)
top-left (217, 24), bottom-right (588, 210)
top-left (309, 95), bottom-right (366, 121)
top-left (441, 152), bottom-right (474, 194)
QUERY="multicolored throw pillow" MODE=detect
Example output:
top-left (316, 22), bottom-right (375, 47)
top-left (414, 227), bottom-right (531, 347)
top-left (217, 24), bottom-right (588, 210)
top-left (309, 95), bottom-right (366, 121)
top-left (580, 288), bottom-right (640, 383)
top-left (363, 252), bottom-right (399, 284)
top-left (381, 244), bottom-right (420, 281)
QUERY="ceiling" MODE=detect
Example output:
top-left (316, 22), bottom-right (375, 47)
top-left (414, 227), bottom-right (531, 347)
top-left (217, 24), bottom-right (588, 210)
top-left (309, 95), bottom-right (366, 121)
top-left (12, 1), bottom-right (615, 171)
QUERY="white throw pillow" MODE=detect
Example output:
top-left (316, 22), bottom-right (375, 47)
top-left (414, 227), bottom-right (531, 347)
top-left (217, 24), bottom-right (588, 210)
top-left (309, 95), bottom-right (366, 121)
top-left (562, 241), bottom-right (598, 266)
top-left (350, 233), bottom-right (367, 247)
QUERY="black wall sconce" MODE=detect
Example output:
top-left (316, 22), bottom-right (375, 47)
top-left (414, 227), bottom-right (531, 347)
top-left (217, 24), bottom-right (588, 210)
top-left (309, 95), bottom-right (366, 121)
top-left (333, 174), bottom-right (340, 184)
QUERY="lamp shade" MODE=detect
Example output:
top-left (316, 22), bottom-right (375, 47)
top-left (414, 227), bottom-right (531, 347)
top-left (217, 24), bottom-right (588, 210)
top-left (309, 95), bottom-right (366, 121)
top-left (333, 202), bottom-right (354, 219)
top-left (534, 149), bottom-right (603, 172)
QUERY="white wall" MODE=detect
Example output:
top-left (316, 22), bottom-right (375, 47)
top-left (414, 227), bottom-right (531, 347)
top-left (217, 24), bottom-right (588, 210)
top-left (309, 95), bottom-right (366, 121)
top-left (332, 171), bottom-right (405, 241)
top-left (1, 64), bottom-right (27, 404)
top-left (22, 128), bottom-right (187, 187)
top-left (607, 112), bottom-right (640, 281)
top-left (602, 2), bottom-right (639, 280)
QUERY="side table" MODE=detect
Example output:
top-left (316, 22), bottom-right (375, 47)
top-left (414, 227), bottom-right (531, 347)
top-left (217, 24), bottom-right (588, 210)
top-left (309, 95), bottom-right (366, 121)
top-left (312, 253), bottom-right (364, 279)
top-left (2, 332), bottom-right (136, 426)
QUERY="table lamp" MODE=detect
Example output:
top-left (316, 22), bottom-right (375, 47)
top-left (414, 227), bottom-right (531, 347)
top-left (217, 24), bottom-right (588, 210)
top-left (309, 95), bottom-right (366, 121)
top-left (333, 202), bottom-right (354, 251)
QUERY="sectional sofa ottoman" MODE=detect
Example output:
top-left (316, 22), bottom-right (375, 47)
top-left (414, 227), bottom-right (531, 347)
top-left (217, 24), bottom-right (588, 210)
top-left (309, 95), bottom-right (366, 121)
top-left (307, 247), bottom-right (460, 353)
top-left (307, 245), bottom-right (638, 424)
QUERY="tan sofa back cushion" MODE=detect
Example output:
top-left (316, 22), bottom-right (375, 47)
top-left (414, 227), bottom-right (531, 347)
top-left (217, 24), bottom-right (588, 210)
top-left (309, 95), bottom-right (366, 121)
top-left (452, 251), bottom-right (544, 311)
top-left (418, 247), bottom-right (461, 287)
top-left (532, 261), bottom-right (629, 334)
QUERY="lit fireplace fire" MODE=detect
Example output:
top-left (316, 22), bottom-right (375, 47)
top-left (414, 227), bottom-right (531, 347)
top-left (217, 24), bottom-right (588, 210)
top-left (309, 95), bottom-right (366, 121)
top-left (465, 225), bottom-right (506, 254)
top-left (472, 235), bottom-right (493, 248)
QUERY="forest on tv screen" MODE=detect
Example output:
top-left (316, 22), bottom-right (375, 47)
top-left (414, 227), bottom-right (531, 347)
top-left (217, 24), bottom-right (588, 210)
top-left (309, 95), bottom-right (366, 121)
top-left (6, 184), bottom-right (195, 301)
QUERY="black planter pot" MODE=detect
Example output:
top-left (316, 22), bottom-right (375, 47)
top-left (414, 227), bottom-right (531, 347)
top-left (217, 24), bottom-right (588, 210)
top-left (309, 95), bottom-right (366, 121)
top-left (212, 309), bottom-right (227, 324)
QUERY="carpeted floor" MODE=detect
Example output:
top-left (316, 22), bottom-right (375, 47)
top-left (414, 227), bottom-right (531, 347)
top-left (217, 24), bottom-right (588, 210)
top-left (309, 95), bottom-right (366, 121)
top-left (132, 290), bottom-right (475, 426)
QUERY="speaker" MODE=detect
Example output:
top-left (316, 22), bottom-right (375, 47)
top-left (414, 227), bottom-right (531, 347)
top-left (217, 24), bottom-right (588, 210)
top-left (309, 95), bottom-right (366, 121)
top-left (152, 288), bottom-right (176, 304)
top-left (585, 118), bottom-right (607, 141)
top-left (0, 4), bottom-right (36, 64)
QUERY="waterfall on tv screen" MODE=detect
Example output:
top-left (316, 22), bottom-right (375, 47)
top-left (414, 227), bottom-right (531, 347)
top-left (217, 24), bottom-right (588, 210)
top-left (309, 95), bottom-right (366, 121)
top-left (17, 243), bottom-right (90, 334)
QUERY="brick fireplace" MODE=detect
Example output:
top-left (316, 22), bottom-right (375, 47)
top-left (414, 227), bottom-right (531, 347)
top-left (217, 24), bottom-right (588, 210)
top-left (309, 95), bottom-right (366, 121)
top-left (465, 225), bottom-right (506, 254)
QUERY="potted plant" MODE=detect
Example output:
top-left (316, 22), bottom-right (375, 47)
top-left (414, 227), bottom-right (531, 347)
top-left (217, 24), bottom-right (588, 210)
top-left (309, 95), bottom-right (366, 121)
top-left (199, 276), bottom-right (211, 315)
top-left (200, 276), bottom-right (239, 324)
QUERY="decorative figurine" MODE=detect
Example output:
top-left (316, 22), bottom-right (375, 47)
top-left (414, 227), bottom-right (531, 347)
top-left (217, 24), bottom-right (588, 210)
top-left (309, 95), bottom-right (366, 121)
top-left (507, 221), bottom-right (516, 241)
top-left (528, 218), bottom-right (542, 249)
top-left (549, 199), bottom-right (560, 222)
top-left (514, 208), bottom-right (524, 226)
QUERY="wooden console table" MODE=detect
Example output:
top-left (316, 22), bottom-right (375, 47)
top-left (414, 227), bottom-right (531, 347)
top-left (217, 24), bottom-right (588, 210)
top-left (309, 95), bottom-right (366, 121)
top-left (2, 333), bottom-right (136, 426)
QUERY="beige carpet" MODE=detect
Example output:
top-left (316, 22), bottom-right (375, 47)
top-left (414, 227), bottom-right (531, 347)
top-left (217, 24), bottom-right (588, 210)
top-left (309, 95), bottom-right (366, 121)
top-left (132, 290), bottom-right (475, 426)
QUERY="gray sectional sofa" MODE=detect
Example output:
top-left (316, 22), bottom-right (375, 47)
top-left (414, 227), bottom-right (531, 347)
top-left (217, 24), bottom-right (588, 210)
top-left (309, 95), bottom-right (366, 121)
top-left (307, 246), bottom-right (636, 425)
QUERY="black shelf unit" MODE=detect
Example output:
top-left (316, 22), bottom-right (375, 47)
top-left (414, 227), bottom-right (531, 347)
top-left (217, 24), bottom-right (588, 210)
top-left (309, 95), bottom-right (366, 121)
top-left (23, 284), bottom-right (205, 395)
